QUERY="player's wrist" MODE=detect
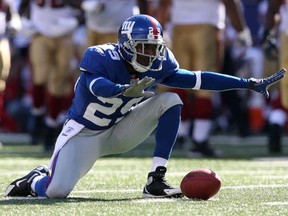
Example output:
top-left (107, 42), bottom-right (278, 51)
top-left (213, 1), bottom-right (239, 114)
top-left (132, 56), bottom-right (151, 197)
top-left (114, 84), bottom-right (130, 97)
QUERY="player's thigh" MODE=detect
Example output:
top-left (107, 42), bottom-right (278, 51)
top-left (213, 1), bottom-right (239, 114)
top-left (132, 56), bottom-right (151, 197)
top-left (87, 29), bottom-right (117, 46)
top-left (172, 25), bottom-right (193, 69)
top-left (280, 33), bottom-right (288, 108)
top-left (0, 38), bottom-right (11, 82)
top-left (191, 25), bottom-right (223, 71)
top-left (0, 41), bottom-right (3, 78)
top-left (87, 28), bottom-right (98, 46)
top-left (48, 35), bottom-right (74, 95)
top-left (30, 35), bottom-right (52, 84)
top-left (104, 93), bottom-right (183, 155)
top-left (96, 32), bottom-right (118, 45)
top-left (192, 25), bottom-right (223, 98)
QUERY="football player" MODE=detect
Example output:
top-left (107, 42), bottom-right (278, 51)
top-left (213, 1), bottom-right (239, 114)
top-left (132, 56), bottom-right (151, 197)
top-left (0, 0), bottom-right (21, 124)
top-left (5, 15), bottom-right (286, 198)
top-left (151, 0), bottom-right (253, 157)
top-left (261, 0), bottom-right (288, 153)
top-left (19, 0), bottom-right (82, 152)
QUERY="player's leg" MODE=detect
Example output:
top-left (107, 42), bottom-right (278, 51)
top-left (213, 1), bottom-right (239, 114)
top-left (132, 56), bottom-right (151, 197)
top-left (104, 93), bottom-right (181, 156)
top-left (45, 95), bottom-right (182, 198)
top-left (170, 89), bottom-right (193, 149)
top-left (262, 35), bottom-right (285, 153)
top-left (5, 119), bottom-right (102, 198)
top-left (87, 29), bottom-right (118, 47)
top-left (45, 131), bottom-right (104, 197)
top-left (245, 47), bottom-right (266, 133)
top-left (5, 93), bottom-right (183, 198)
top-left (104, 92), bottom-right (183, 197)
top-left (0, 38), bottom-right (11, 123)
top-left (187, 24), bottom-right (223, 157)
top-left (171, 25), bottom-right (194, 148)
top-left (280, 33), bottom-right (288, 109)
top-left (44, 35), bottom-right (74, 152)
top-left (266, 33), bottom-right (288, 154)
top-left (29, 35), bottom-right (52, 145)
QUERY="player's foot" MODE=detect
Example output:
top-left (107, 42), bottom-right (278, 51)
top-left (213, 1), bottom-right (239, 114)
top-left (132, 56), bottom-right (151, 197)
top-left (5, 166), bottom-right (49, 197)
top-left (143, 166), bottom-right (183, 198)
top-left (187, 147), bottom-right (221, 158)
top-left (268, 123), bottom-right (283, 153)
top-left (187, 141), bottom-right (221, 158)
top-left (30, 114), bottom-right (44, 145)
top-left (44, 125), bottom-right (61, 153)
top-left (248, 68), bottom-right (286, 98)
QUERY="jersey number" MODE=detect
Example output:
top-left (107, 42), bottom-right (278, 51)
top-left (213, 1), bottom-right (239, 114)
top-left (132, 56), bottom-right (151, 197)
top-left (108, 50), bottom-right (120, 60)
top-left (83, 97), bottom-right (141, 127)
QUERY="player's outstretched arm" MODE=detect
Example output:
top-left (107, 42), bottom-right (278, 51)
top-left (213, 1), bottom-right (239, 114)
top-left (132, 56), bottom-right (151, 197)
top-left (194, 68), bottom-right (286, 98)
top-left (248, 68), bottom-right (286, 98)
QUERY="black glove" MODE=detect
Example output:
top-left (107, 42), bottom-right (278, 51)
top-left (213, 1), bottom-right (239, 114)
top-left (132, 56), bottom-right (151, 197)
top-left (260, 30), bottom-right (279, 60)
top-left (248, 68), bottom-right (286, 98)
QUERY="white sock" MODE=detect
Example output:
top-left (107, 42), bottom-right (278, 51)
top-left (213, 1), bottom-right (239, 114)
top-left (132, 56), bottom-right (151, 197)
top-left (151, 157), bottom-right (168, 172)
top-left (178, 120), bottom-right (190, 137)
top-left (268, 109), bottom-right (287, 126)
top-left (192, 119), bottom-right (212, 143)
top-left (30, 176), bottom-right (43, 193)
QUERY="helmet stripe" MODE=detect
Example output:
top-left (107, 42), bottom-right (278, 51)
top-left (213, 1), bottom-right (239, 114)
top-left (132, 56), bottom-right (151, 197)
top-left (148, 16), bottom-right (159, 38)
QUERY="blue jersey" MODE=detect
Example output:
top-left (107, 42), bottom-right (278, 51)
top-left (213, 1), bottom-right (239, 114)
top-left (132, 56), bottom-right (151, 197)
top-left (67, 43), bottom-right (199, 130)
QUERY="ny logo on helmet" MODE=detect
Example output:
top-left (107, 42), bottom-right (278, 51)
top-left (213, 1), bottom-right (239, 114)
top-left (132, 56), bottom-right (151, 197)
top-left (121, 21), bottom-right (135, 39)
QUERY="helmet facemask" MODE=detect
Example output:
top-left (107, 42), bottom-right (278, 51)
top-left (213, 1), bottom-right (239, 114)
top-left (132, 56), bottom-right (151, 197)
top-left (122, 39), bottom-right (166, 73)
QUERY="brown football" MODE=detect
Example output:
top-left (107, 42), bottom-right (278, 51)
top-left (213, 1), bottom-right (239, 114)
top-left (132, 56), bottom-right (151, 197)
top-left (180, 168), bottom-right (221, 200)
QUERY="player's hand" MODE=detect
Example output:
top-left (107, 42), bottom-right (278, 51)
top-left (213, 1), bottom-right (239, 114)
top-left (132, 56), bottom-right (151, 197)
top-left (248, 68), bottom-right (286, 98)
top-left (260, 30), bottom-right (279, 60)
top-left (123, 76), bottom-right (155, 98)
top-left (237, 27), bottom-right (252, 47)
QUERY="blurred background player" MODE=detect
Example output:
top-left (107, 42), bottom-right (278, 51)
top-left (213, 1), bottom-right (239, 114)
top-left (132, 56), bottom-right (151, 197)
top-left (19, 0), bottom-right (83, 152)
top-left (154, 0), bottom-right (252, 157)
top-left (0, 0), bottom-right (21, 129)
top-left (261, 0), bottom-right (288, 153)
top-left (81, 0), bottom-right (147, 46)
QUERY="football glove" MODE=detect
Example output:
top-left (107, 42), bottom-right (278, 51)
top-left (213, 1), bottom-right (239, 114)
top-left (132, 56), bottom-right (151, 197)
top-left (248, 68), bottom-right (286, 98)
top-left (123, 76), bottom-right (155, 98)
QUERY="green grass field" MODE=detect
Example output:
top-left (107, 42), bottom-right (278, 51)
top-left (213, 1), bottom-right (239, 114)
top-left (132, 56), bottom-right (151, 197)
top-left (0, 136), bottom-right (288, 216)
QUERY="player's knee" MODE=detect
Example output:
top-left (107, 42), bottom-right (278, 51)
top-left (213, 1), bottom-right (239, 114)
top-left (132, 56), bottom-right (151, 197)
top-left (159, 92), bottom-right (183, 108)
top-left (46, 182), bottom-right (74, 198)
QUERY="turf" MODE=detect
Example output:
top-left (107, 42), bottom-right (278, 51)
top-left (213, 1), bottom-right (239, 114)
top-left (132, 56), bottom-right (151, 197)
top-left (0, 139), bottom-right (288, 216)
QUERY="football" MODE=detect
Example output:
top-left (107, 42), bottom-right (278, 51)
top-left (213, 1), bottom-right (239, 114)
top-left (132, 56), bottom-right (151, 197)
top-left (180, 168), bottom-right (221, 200)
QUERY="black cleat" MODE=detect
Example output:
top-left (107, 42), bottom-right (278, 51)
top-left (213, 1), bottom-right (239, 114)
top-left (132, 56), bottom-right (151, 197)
top-left (5, 166), bottom-right (49, 197)
top-left (187, 140), bottom-right (221, 158)
top-left (143, 166), bottom-right (183, 198)
top-left (248, 68), bottom-right (286, 98)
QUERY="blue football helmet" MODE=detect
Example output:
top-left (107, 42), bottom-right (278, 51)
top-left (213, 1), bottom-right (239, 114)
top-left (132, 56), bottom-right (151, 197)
top-left (118, 14), bottom-right (166, 73)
